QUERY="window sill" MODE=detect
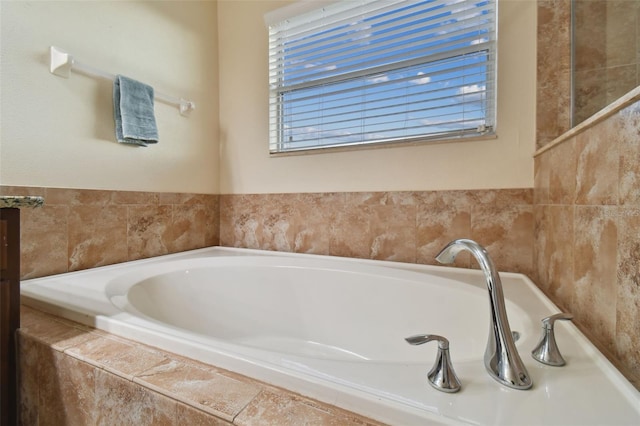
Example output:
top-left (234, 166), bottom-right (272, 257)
top-left (269, 132), bottom-right (497, 157)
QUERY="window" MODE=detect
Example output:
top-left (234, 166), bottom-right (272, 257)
top-left (266, 0), bottom-right (497, 153)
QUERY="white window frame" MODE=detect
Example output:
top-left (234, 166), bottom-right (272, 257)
top-left (266, 0), bottom-right (497, 154)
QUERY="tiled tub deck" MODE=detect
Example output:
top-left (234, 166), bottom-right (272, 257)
top-left (18, 306), bottom-right (384, 426)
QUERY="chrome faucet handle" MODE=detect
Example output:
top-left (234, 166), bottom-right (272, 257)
top-left (532, 313), bottom-right (574, 366)
top-left (405, 334), bottom-right (461, 393)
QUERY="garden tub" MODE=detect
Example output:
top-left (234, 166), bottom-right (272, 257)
top-left (21, 247), bottom-right (640, 425)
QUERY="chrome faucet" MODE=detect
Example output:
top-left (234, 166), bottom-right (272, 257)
top-left (436, 239), bottom-right (533, 390)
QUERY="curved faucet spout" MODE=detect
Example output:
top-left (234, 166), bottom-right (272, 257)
top-left (436, 239), bottom-right (533, 390)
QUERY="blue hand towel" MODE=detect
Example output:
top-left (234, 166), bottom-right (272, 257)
top-left (113, 75), bottom-right (159, 147)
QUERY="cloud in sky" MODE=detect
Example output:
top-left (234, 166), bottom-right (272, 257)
top-left (411, 72), bottom-right (431, 85)
top-left (457, 84), bottom-right (486, 105)
top-left (470, 37), bottom-right (488, 45)
top-left (458, 84), bottom-right (484, 94)
top-left (304, 63), bottom-right (337, 71)
top-left (368, 74), bottom-right (389, 83)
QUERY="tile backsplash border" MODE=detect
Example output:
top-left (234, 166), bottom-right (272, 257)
top-left (0, 186), bottom-right (220, 279)
top-left (1, 185), bottom-right (534, 279)
top-left (220, 189), bottom-right (534, 276)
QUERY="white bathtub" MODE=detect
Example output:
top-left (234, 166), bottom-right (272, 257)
top-left (21, 247), bottom-right (640, 425)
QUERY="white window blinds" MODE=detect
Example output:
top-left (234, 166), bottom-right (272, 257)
top-left (268, 0), bottom-right (497, 153)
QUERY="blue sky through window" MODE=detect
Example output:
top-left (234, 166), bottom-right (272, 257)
top-left (270, 0), bottom-right (496, 152)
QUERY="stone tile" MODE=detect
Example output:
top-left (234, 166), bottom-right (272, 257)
top-left (258, 194), bottom-right (297, 252)
top-left (472, 188), bottom-right (533, 207)
top-left (618, 101), bottom-right (640, 206)
top-left (219, 194), bottom-right (264, 249)
top-left (19, 304), bottom-right (45, 324)
top-left (220, 190), bottom-right (533, 273)
top-left (134, 358), bottom-right (262, 422)
top-left (536, 0), bottom-right (572, 146)
top-left (413, 190), bottom-right (473, 210)
top-left (330, 203), bottom-right (372, 259)
top-left (368, 204), bottom-right (416, 262)
top-left (471, 204), bottom-right (534, 277)
top-left (573, 0), bottom-right (607, 71)
top-left (0, 185), bottom-right (45, 197)
top-left (112, 190), bottom-right (159, 205)
top-left (38, 345), bottom-right (96, 426)
top-left (534, 94), bottom-right (640, 389)
top-left (218, 194), bottom-right (234, 246)
top-left (606, 65), bottom-right (638, 106)
top-left (19, 205), bottom-right (69, 279)
top-left (176, 403), bottom-right (232, 425)
top-left (329, 202), bottom-right (414, 262)
top-left (555, 68), bottom-right (573, 130)
top-left (573, 206), bottom-right (618, 354)
top-left (533, 205), bottom-right (574, 308)
top-left (534, 154), bottom-right (550, 205)
top-left (17, 307), bottom-right (389, 426)
top-left (44, 187), bottom-right (115, 206)
top-left (572, 0), bottom-right (640, 122)
top-left (574, 68), bottom-right (608, 124)
top-left (572, 0), bottom-right (609, 123)
top-left (163, 204), bottom-right (208, 253)
top-left (19, 310), bottom-right (98, 351)
top-left (158, 192), bottom-right (213, 205)
top-left (64, 334), bottom-right (170, 380)
top-left (290, 193), bottom-right (339, 255)
top-left (416, 203), bottom-right (471, 268)
top-left (604, 0), bottom-right (638, 68)
top-left (205, 195), bottom-right (221, 247)
top-left (548, 136), bottom-right (577, 204)
top-left (127, 204), bottom-right (172, 260)
top-left (575, 119), bottom-right (619, 205)
top-left (234, 390), bottom-right (383, 426)
top-left (616, 208), bottom-right (640, 380)
top-left (346, 191), bottom-right (416, 206)
top-left (533, 205), bottom-right (547, 291)
top-left (68, 205), bottom-right (128, 271)
top-left (7, 186), bottom-right (220, 279)
top-left (536, 81), bottom-right (563, 147)
top-left (18, 334), bottom-right (39, 426)
top-left (95, 369), bottom-right (176, 426)
top-left (268, 193), bottom-right (319, 249)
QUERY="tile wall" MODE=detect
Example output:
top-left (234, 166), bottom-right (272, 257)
top-left (538, 0), bottom-right (640, 135)
top-left (536, 0), bottom-right (640, 388)
top-left (573, 0), bottom-right (640, 125)
top-left (0, 186), bottom-right (219, 279)
top-left (536, 0), bottom-right (572, 149)
top-left (534, 97), bottom-right (640, 387)
top-left (3, 185), bottom-right (535, 280)
top-left (220, 189), bottom-right (534, 276)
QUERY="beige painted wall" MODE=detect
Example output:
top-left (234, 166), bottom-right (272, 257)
top-left (1, 0), bottom-right (535, 195)
top-left (218, 0), bottom-right (537, 194)
top-left (0, 0), bottom-right (219, 194)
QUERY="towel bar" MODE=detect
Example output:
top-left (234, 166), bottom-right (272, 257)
top-left (49, 46), bottom-right (195, 116)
